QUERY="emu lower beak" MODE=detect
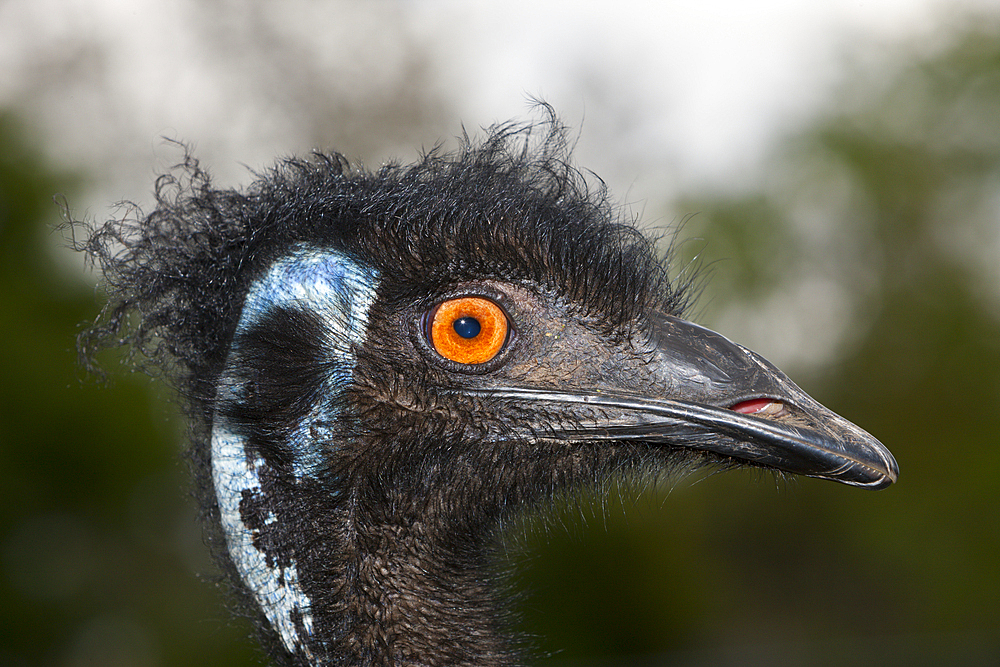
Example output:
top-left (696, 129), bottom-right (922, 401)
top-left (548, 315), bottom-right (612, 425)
top-left (489, 314), bottom-right (898, 489)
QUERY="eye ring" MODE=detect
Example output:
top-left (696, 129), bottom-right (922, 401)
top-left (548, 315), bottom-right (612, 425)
top-left (429, 296), bottom-right (509, 365)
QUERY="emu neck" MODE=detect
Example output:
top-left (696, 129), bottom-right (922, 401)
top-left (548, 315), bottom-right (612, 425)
top-left (213, 423), bottom-right (531, 666)
top-left (246, 462), bottom-right (525, 667)
top-left (330, 505), bottom-right (515, 667)
top-left (302, 440), bottom-right (612, 666)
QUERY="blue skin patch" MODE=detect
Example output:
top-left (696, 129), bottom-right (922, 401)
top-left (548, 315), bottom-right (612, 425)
top-left (211, 431), bottom-right (317, 656)
top-left (211, 246), bottom-right (378, 658)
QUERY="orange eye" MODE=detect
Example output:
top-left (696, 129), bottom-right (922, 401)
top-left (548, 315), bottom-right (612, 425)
top-left (429, 297), bottom-right (509, 365)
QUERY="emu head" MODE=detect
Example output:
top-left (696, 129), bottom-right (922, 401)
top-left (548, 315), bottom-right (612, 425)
top-left (79, 117), bottom-right (896, 666)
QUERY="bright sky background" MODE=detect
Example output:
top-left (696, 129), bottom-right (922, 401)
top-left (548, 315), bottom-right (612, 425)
top-left (1, 0), bottom-right (989, 211)
top-left (424, 1), bottom-right (960, 186)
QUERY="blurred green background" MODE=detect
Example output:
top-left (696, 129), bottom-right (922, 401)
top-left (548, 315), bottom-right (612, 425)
top-left (2, 6), bottom-right (998, 667)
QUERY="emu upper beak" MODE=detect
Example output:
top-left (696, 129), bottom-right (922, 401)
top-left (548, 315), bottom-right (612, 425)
top-left (487, 314), bottom-right (898, 489)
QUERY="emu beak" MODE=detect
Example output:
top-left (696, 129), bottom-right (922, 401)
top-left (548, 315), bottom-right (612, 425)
top-left (488, 314), bottom-right (898, 489)
top-left (638, 313), bottom-right (898, 488)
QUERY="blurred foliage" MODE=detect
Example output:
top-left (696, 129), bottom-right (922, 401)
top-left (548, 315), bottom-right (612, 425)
top-left (2, 11), bottom-right (999, 667)
top-left (0, 115), bottom-right (257, 666)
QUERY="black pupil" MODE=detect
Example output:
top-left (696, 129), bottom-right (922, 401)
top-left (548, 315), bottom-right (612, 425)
top-left (453, 317), bottom-right (481, 339)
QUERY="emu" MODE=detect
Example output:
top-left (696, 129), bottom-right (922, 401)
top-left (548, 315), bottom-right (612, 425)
top-left (78, 117), bottom-right (897, 667)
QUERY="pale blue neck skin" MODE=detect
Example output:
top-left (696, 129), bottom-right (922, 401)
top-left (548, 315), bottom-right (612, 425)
top-left (210, 246), bottom-right (379, 660)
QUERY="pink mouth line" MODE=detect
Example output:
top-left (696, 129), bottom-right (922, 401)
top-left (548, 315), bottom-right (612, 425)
top-left (731, 398), bottom-right (783, 416)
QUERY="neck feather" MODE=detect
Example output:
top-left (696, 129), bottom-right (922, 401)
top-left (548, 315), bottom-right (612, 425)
top-left (212, 429), bottom-right (523, 666)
